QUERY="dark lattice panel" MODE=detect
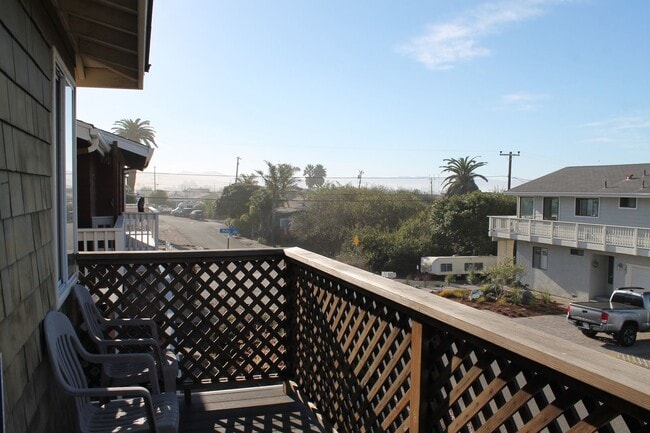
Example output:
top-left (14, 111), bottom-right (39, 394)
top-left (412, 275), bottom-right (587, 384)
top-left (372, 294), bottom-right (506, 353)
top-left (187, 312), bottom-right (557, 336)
top-left (290, 266), bottom-right (413, 433)
top-left (78, 254), bottom-right (290, 388)
top-left (422, 329), bottom-right (650, 433)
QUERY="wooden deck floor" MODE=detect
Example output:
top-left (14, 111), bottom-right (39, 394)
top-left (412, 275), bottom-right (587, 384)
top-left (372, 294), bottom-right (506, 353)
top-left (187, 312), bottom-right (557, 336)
top-left (179, 385), bottom-right (328, 433)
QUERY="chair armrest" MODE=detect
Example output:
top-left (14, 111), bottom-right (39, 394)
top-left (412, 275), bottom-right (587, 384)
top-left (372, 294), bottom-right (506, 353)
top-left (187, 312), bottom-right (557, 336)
top-left (74, 339), bottom-right (161, 394)
top-left (72, 386), bottom-right (157, 429)
top-left (94, 337), bottom-right (165, 367)
top-left (102, 317), bottom-right (160, 339)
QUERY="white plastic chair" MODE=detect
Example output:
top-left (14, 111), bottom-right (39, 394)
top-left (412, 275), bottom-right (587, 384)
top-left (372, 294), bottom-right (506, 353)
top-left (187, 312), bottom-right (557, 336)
top-left (43, 311), bottom-right (179, 433)
top-left (73, 284), bottom-right (178, 392)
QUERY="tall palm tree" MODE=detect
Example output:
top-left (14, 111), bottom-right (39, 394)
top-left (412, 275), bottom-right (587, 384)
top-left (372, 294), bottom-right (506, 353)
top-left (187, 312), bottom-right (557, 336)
top-left (112, 118), bottom-right (157, 194)
top-left (440, 156), bottom-right (487, 196)
top-left (255, 161), bottom-right (300, 207)
top-left (303, 163), bottom-right (327, 189)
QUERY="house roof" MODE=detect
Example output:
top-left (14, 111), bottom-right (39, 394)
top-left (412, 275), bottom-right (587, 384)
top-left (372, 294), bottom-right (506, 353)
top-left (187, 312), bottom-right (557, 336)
top-left (77, 120), bottom-right (154, 170)
top-left (507, 163), bottom-right (650, 197)
top-left (55, 0), bottom-right (154, 89)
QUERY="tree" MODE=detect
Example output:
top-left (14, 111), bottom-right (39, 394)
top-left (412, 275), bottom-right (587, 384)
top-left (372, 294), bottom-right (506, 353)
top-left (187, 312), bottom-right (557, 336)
top-left (303, 164), bottom-right (327, 189)
top-left (112, 118), bottom-right (157, 192)
top-left (147, 189), bottom-right (170, 207)
top-left (216, 180), bottom-right (261, 219)
top-left (429, 191), bottom-right (516, 256)
top-left (440, 156), bottom-right (487, 196)
top-left (111, 118), bottom-right (157, 147)
top-left (255, 161), bottom-right (300, 207)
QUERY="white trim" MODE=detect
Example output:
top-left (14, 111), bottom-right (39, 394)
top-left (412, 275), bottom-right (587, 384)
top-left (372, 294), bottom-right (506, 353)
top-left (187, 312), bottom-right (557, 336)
top-left (52, 48), bottom-right (78, 307)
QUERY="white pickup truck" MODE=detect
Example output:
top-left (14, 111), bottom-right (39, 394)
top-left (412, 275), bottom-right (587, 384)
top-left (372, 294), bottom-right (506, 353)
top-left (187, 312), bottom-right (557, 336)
top-left (566, 287), bottom-right (650, 346)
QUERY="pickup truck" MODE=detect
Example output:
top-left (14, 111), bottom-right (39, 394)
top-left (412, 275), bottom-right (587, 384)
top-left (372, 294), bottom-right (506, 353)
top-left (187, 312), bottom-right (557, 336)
top-left (566, 287), bottom-right (650, 346)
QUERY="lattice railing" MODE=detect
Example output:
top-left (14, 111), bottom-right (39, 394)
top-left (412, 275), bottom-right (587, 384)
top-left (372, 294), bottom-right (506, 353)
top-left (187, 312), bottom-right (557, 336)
top-left (77, 250), bottom-right (290, 389)
top-left (77, 248), bottom-right (650, 433)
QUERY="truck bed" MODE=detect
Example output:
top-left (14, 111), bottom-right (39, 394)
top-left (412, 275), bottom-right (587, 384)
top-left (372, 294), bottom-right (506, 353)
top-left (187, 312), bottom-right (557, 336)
top-left (570, 301), bottom-right (644, 312)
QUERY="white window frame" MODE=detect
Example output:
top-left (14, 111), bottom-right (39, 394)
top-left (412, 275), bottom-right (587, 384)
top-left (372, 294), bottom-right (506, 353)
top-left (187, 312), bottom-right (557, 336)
top-left (532, 247), bottom-right (548, 270)
top-left (53, 50), bottom-right (77, 306)
top-left (440, 263), bottom-right (453, 273)
top-left (575, 197), bottom-right (599, 218)
top-left (519, 197), bottom-right (534, 219)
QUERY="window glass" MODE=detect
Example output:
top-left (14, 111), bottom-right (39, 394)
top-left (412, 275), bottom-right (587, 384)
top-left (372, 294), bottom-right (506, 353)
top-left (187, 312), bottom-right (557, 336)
top-left (575, 198), bottom-right (599, 217)
top-left (519, 197), bottom-right (534, 218)
top-left (440, 263), bottom-right (453, 273)
top-left (543, 197), bottom-right (558, 220)
top-left (464, 262), bottom-right (484, 272)
top-left (619, 197), bottom-right (637, 209)
top-left (55, 62), bottom-right (76, 301)
top-left (532, 247), bottom-right (548, 270)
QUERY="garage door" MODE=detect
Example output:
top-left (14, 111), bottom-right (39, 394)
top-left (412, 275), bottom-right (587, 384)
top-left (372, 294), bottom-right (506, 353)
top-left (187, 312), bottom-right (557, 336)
top-left (626, 265), bottom-right (650, 288)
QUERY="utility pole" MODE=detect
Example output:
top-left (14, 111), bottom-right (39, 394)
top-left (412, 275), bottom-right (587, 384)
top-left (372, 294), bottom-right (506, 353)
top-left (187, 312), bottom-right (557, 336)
top-left (500, 151), bottom-right (520, 190)
top-left (357, 170), bottom-right (364, 188)
top-left (234, 157), bottom-right (241, 183)
top-left (153, 166), bottom-right (157, 191)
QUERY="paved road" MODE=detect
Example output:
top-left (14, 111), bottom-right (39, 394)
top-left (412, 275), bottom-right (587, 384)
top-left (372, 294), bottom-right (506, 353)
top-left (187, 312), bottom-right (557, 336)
top-left (158, 215), bottom-right (268, 250)
top-left (513, 313), bottom-right (650, 369)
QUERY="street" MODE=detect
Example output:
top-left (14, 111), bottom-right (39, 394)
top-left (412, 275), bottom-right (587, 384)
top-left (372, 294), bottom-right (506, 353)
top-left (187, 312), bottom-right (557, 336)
top-left (158, 215), bottom-right (269, 250)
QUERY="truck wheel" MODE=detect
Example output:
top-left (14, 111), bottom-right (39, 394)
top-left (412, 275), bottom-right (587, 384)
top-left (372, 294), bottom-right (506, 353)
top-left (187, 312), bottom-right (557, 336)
top-left (615, 323), bottom-right (637, 346)
top-left (580, 329), bottom-right (598, 338)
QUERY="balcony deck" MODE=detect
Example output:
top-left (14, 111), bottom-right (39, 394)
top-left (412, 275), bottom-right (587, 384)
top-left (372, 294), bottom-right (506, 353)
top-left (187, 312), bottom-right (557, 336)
top-left (181, 386), bottom-right (327, 432)
top-left (76, 248), bottom-right (650, 432)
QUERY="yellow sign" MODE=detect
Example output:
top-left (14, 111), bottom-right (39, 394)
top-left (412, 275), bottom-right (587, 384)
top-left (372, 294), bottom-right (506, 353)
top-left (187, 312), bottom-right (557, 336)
top-left (353, 235), bottom-right (360, 246)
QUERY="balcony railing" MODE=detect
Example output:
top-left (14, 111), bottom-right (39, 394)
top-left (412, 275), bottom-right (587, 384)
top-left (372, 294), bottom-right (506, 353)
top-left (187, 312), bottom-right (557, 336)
top-left (76, 248), bottom-right (650, 432)
top-left (489, 216), bottom-right (650, 256)
top-left (78, 211), bottom-right (159, 252)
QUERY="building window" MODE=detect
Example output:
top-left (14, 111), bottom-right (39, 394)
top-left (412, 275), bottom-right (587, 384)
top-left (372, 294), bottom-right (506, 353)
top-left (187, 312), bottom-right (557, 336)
top-left (54, 60), bottom-right (77, 303)
top-left (464, 262), bottom-right (483, 272)
top-left (570, 249), bottom-right (584, 256)
top-left (440, 263), bottom-right (453, 273)
top-left (543, 197), bottom-right (558, 220)
top-left (575, 198), bottom-right (599, 217)
top-left (532, 247), bottom-right (548, 270)
top-left (619, 197), bottom-right (637, 209)
top-left (519, 197), bottom-right (534, 218)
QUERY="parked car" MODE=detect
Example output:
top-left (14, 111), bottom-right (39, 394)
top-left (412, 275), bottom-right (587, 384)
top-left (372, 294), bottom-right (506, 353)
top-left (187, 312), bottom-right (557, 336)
top-left (189, 210), bottom-right (204, 220)
top-left (567, 287), bottom-right (650, 346)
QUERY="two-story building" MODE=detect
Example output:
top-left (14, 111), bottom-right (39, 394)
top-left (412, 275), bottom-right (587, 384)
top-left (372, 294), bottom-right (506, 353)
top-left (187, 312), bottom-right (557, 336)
top-left (489, 163), bottom-right (650, 301)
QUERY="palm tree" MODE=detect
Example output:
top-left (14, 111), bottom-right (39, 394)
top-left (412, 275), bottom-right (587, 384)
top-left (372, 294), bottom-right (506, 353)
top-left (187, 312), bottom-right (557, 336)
top-left (440, 156), bottom-right (487, 196)
top-left (112, 118), bottom-right (157, 147)
top-left (255, 161), bottom-right (300, 207)
top-left (303, 164), bottom-right (327, 189)
top-left (112, 118), bottom-right (157, 193)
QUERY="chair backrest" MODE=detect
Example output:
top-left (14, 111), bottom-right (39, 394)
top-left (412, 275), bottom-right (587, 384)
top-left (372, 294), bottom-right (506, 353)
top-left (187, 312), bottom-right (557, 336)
top-left (73, 284), bottom-right (109, 351)
top-left (43, 311), bottom-right (92, 416)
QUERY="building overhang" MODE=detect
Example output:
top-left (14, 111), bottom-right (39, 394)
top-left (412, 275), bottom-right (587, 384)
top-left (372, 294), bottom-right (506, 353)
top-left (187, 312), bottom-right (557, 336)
top-left (54, 0), bottom-right (154, 89)
top-left (77, 120), bottom-right (154, 170)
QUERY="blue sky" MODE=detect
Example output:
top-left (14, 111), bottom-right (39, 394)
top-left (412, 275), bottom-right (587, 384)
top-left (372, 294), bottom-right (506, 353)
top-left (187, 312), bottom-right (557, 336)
top-left (77, 0), bottom-right (650, 193)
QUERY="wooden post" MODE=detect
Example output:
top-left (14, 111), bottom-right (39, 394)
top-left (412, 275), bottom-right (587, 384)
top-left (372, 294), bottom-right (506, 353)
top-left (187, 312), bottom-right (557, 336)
top-left (409, 321), bottom-right (431, 433)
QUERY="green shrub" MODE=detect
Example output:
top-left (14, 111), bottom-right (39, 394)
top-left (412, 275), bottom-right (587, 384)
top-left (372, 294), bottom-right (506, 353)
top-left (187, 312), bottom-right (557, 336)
top-left (540, 291), bottom-right (552, 305)
top-left (444, 274), bottom-right (456, 285)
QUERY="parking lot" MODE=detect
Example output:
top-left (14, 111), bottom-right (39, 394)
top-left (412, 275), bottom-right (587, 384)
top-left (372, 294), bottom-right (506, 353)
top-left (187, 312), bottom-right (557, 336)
top-left (512, 313), bottom-right (650, 369)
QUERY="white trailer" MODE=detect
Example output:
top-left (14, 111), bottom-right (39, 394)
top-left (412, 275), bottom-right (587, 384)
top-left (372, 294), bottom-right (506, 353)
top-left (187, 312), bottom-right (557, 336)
top-left (420, 255), bottom-right (498, 276)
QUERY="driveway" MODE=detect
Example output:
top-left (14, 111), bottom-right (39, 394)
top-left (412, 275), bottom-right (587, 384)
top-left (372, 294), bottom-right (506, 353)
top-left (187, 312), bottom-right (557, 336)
top-left (512, 313), bottom-right (650, 369)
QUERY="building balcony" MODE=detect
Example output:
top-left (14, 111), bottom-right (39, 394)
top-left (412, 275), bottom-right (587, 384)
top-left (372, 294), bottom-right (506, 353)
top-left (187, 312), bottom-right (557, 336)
top-left (74, 248), bottom-right (650, 432)
top-left (489, 216), bottom-right (650, 257)
top-left (77, 211), bottom-right (159, 252)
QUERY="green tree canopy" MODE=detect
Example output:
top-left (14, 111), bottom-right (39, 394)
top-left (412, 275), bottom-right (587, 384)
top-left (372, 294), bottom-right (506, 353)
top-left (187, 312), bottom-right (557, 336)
top-left (290, 185), bottom-right (430, 257)
top-left (112, 118), bottom-right (157, 147)
top-left (303, 164), bottom-right (327, 189)
top-left (429, 191), bottom-right (515, 256)
top-left (216, 181), bottom-right (261, 219)
top-left (440, 156), bottom-right (487, 196)
top-left (255, 161), bottom-right (300, 207)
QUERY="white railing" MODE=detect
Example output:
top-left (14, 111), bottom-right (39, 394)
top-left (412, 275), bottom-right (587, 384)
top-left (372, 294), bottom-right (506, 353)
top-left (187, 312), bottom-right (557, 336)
top-left (489, 216), bottom-right (650, 256)
top-left (77, 211), bottom-right (159, 251)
